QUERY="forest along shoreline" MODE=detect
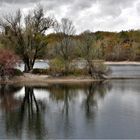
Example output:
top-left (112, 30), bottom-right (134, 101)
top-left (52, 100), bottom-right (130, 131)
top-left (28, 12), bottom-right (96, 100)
top-left (0, 61), bottom-right (140, 84)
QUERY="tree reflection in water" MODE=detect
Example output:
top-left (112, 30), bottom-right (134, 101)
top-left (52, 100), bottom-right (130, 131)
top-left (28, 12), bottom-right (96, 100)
top-left (48, 84), bottom-right (79, 115)
top-left (47, 81), bottom-right (111, 118)
top-left (0, 82), bottom-right (111, 139)
top-left (0, 85), bottom-right (47, 139)
top-left (83, 82), bottom-right (111, 118)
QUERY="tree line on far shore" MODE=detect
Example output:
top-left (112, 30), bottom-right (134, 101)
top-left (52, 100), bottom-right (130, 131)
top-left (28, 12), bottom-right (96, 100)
top-left (0, 5), bottom-right (140, 80)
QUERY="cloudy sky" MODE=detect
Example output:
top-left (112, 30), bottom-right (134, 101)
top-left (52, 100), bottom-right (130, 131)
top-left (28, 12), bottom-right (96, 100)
top-left (0, 0), bottom-right (140, 33)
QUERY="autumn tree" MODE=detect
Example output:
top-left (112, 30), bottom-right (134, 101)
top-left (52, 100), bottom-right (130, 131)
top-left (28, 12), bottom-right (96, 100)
top-left (0, 5), bottom-right (55, 72)
top-left (129, 30), bottom-right (140, 61)
top-left (0, 48), bottom-right (18, 80)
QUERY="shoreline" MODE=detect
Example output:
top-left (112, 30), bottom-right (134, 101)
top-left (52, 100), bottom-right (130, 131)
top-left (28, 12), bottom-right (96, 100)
top-left (0, 73), bottom-right (140, 85)
top-left (0, 74), bottom-right (99, 85)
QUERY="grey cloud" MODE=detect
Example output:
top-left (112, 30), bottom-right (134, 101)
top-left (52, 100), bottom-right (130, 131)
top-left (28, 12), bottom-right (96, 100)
top-left (137, 2), bottom-right (140, 15)
top-left (0, 0), bottom-right (140, 32)
top-left (71, 0), bottom-right (97, 10)
top-left (0, 0), bottom-right (137, 16)
top-left (97, 0), bottom-right (137, 18)
top-left (0, 0), bottom-right (38, 4)
top-left (99, 0), bottom-right (134, 7)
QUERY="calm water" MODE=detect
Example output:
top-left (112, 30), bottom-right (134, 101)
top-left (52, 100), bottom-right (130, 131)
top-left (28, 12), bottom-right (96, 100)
top-left (16, 60), bottom-right (49, 71)
top-left (0, 80), bottom-right (140, 139)
top-left (108, 65), bottom-right (140, 78)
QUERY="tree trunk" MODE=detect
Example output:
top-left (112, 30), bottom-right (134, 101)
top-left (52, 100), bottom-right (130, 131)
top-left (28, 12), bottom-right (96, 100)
top-left (87, 60), bottom-right (94, 78)
top-left (0, 68), bottom-right (5, 81)
top-left (24, 63), bottom-right (29, 72)
top-left (64, 60), bottom-right (69, 76)
top-left (23, 59), bottom-right (35, 72)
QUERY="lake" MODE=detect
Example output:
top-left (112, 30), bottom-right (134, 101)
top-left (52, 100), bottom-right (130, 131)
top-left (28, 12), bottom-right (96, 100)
top-left (108, 64), bottom-right (140, 78)
top-left (0, 80), bottom-right (140, 139)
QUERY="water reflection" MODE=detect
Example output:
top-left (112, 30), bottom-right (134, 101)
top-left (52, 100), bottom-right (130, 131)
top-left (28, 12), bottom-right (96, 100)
top-left (0, 84), bottom-right (22, 111)
top-left (83, 82), bottom-right (107, 118)
top-left (0, 85), bottom-right (46, 139)
top-left (1, 81), bottom-right (135, 139)
top-left (47, 82), bottom-right (110, 116)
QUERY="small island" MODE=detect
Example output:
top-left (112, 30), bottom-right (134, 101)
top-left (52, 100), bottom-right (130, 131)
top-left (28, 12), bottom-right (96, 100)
top-left (0, 6), bottom-right (140, 84)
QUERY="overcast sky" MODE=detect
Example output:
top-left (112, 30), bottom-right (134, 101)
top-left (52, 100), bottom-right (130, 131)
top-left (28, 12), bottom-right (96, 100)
top-left (0, 0), bottom-right (140, 33)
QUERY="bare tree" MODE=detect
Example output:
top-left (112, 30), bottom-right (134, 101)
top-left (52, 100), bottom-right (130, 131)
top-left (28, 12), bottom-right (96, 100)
top-left (54, 18), bottom-right (76, 35)
top-left (78, 33), bottom-right (96, 77)
top-left (0, 5), bottom-right (55, 72)
top-left (53, 18), bottom-right (76, 75)
top-left (78, 32), bottom-right (107, 78)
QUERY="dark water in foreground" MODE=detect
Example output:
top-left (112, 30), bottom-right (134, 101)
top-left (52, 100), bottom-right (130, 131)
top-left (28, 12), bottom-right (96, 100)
top-left (0, 80), bottom-right (140, 139)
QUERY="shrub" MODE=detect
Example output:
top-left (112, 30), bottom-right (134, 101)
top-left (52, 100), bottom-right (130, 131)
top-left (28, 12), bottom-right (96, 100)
top-left (89, 61), bottom-right (110, 79)
top-left (67, 68), bottom-right (88, 76)
top-left (49, 58), bottom-right (65, 76)
top-left (0, 68), bottom-right (23, 80)
top-left (32, 68), bottom-right (49, 75)
top-left (0, 48), bottom-right (19, 81)
top-left (11, 68), bottom-right (23, 76)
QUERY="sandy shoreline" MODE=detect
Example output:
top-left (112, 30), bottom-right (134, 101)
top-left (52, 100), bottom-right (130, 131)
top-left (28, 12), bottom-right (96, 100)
top-left (105, 61), bottom-right (140, 65)
top-left (0, 73), bottom-right (99, 85)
